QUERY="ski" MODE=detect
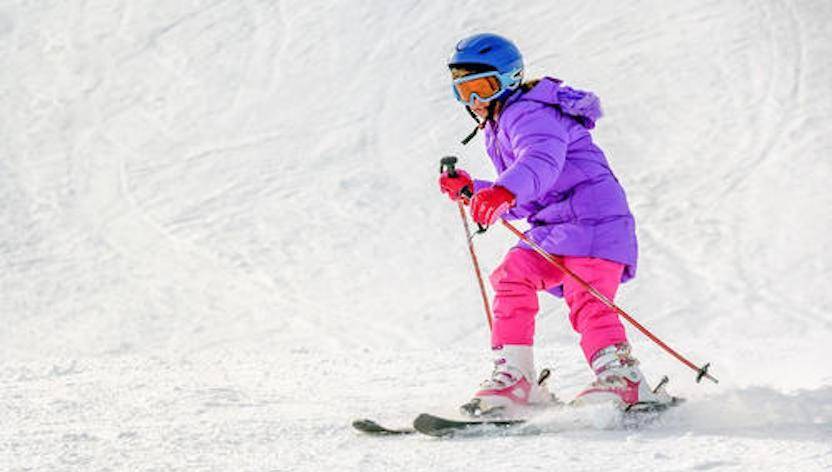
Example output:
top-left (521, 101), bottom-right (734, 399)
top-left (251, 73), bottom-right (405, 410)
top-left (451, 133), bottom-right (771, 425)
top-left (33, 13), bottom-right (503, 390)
top-left (353, 367), bottom-right (684, 439)
top-left (412, 412), bottom-right (527, 437)
top-left (353, 397), bottom-right (683, 438)
top-left (351, 418), bottom-right (416, 435)
top-left (411, 396), bottom-right (685, 438)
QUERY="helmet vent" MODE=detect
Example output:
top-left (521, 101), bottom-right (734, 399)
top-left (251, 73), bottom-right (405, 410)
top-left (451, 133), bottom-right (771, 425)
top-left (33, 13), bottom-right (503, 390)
top-left (479, 46), bottom-right (493, 54)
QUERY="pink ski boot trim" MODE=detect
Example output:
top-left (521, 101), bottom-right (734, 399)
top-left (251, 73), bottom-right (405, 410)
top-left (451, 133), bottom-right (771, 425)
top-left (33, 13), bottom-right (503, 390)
top-left (575, 375), bottom-right (641, 406)
top-left (573, 343), bottom-right (660, 408)
top-left (463, 368), bottom-right (535, 416)
top-left (461, 345), bottom-right (552, 416)
top-left (475, 373), bottom-right (533, 404)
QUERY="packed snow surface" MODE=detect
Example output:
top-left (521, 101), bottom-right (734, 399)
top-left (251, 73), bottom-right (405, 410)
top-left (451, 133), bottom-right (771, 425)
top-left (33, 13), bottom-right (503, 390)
top-left (2, 0), bottom-right (831, 470)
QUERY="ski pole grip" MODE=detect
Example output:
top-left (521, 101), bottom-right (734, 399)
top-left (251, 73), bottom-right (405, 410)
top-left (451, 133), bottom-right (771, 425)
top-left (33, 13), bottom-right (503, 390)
top-left (440, 156), bottom-right (459, 178)
top-left (439, 156), bottom-right (474, 199)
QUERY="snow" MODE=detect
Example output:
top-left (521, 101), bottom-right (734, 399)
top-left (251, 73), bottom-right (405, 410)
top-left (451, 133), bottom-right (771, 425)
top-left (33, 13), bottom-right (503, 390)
top-left (1, 0), bottom-right (831, 470)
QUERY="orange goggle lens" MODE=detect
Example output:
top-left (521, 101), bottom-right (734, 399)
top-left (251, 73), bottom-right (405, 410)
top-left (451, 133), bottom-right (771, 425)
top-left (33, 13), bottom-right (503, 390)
top-left (454, 75), bottom-right (502, 104)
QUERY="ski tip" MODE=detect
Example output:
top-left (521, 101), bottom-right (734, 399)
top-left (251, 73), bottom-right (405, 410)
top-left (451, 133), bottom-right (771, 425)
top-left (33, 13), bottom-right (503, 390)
top-left (413, 413), bottom-right (457, 438)
top-left (352, 418), bottom-right (416, 436)
top-left (351, 418), bottom-right (380, 432)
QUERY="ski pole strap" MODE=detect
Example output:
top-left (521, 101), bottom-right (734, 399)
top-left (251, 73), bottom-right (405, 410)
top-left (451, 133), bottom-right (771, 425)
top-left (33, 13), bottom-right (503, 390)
top-left (499, 219), bottom-right (719, 385)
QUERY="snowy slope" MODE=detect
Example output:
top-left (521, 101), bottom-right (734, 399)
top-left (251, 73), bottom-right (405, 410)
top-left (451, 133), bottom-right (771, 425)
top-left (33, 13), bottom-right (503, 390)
top-left (1, 0), bottom-right (831, 470)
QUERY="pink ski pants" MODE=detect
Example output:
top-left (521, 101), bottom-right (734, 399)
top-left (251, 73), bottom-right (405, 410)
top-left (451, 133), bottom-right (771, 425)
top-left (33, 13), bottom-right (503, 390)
top-left (490, 247), bottom-right (627, 363)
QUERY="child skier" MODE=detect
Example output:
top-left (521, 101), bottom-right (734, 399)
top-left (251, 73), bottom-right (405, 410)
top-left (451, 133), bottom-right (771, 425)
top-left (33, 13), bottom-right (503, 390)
top-left (439, 33), bottom-right (665, 413)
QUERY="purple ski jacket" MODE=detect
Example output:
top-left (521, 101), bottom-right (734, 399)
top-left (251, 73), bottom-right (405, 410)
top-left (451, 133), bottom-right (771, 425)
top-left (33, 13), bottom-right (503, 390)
top-left (472, 77), bottom-right (637, 294)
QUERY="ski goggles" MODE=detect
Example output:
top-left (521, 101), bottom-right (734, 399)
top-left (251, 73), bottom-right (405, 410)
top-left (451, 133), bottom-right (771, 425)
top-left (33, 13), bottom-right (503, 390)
top-left (452, 69), bottom-right (522, 106)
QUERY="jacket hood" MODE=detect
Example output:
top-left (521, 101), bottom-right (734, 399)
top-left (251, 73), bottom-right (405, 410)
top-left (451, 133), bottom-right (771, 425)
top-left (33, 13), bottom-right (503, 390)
top-left (507, 77), bottom-right (602, 129)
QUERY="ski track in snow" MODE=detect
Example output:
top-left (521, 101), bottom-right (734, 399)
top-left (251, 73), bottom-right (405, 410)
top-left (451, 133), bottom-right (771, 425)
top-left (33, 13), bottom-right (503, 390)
top-left (1, 0), bottom-right (831, 470)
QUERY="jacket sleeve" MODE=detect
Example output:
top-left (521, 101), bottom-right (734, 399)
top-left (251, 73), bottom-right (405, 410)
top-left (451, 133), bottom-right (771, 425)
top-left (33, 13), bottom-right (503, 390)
top-left (472, 178), bottom-right (493, 193)
top-left (494, 104), bottom-right (568, 205)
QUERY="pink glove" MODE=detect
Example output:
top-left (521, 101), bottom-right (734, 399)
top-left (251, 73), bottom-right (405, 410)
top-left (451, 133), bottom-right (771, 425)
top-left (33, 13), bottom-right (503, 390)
top-left (471, 186), bottom-right (515, 225)
top-left (438, 169), bottom-right (473, 203)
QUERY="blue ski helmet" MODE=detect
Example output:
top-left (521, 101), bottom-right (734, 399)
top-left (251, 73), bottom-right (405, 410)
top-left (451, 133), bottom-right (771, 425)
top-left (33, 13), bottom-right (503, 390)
top-left (448, 33), bottom-right (523, 77)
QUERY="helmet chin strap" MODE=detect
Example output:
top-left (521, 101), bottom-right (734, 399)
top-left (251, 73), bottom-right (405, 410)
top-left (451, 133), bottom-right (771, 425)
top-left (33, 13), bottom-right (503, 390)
top-left (460, 106), bottom-right (482, 145)
top-left (465, 105), bottom-right (480, 122)
top-left (460, 101), bottom-right (500, 145)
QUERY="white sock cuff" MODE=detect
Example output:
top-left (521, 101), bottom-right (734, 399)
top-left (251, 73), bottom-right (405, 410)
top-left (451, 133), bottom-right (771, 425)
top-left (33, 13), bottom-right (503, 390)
top-left (494, 344), bottom-right (535, 380)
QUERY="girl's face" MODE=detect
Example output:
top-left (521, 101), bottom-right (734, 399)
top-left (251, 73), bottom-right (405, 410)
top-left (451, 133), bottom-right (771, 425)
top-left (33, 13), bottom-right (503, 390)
top-left (451, 67), bottom-right (492, 118)
top-left (469, 98), bottom-right (489, 119)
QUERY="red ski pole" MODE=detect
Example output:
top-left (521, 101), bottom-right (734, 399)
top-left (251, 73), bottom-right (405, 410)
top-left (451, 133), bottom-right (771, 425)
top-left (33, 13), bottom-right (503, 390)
top-left (440, 156), bottom-right (493, 331)
top-left (457, 200), bottom-right (493, 331)
top-left (500, 219), bottom-right (718, 384)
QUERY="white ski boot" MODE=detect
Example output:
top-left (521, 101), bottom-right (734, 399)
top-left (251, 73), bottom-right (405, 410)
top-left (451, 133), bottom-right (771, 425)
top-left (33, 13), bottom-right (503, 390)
top-left (461, 345), bottom-right (559, 417)
top-left (572, 343), bottom-right (673, 410)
